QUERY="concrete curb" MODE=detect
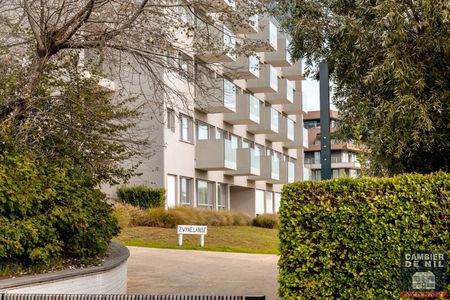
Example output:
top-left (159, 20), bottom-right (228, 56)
top-left (0, 242), bottom-right (129, 290)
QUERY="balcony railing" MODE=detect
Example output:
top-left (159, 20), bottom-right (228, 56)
top-left (196, 78), bottom-right (237, 113)
top-left (283, 87), bottom-right (303, 115)
top-left (249, 155), bottom-right (280, 182)
top-left (246, 64), bottom-right (278, 93)
top-left (195, 139), bottom-right (237, 171)
top-left (195, 24), bottom-right (236, 63)
top-left (266, 116), bottom-right (295, 143)
top-left (224, 55), bottom-right (260, 79)
top-left (223, 94), bottom-right (261, 125)
top-left (261, 78), bottom-right (294, 105)
top-left (261, 37), bottom-right (292, 67)
top-left (288, 161), bottom-right (295, 183)
top-left (225, 147), bottom-right (260, 176)
top-left (228, 13), bottom-right (258, 34)
top-left (283, 123), bottom-right (305, 148)
top-left (280, 61), bottom-right (303, 81)
top-left (245, 19), bottom-right (277, 52)
top-left (247, 106), bottom-right (280, 135)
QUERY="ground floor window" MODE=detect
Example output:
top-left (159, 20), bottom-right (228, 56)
top-left (255, 189), bottom-right (265, 215)
top-left (197, 180), bottom-right (214, 209)
top-left (167, 175), bottom-right (177, 208)
top-left (217, 183), bottom-right (228, 210)
top-left (265, 191), bottom-right (274, 214)
top-left (180, 177), bottom-right (192, 205)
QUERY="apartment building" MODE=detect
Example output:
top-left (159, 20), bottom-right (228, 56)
top-left (102, 2), bottom-right (308, 217)
top-left (303, 110), bottom-right (362, 181)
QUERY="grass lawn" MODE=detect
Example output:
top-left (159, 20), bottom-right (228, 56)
top-left (115, 226), bottom-right (279, 254)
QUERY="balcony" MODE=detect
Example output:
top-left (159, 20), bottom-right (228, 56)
top-left (260, 38), bottom-right (292, 67)
top-left (248, 155), bottom-right (280, 182)
top-left (223, 94), bottom-right (261, 125)
top-left (230, 14), bottom-right (258, 34)
top-left (266, 116), bottom-right (295, 143)
top-left (283, 89), bottom-right (303, 115)
top-left (224, 55), bottom-right (260, 79)
top-left (195, 139), bottom-right (237, 171)
top-left (283, 123), bottom-right (308, 149)
top-left (195, 24), bottom-right (236, 63)
top-left (259, 79), bottom-right (294, 105)
top-left (246, 64), bottom-right (278, 93)
top-left (279, 61), bottom-right (303, 81)
top-left (247, 106), bottom-right (280, 134)
top-left (245, 19), bottom-right (277, 52)
top-left (196, 78), bottom-right (237, 113)
top-left (225, 148), bottom-right (260, 176)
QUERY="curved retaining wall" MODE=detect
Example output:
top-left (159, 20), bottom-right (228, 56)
top-left (0, 242), bottom-right (129, 294)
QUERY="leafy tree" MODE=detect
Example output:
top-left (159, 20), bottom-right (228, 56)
top-left (279, 0), bottom-right (450, 175)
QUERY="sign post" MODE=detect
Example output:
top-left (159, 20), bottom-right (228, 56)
top-left (177, 225), bottom-right (208, 247)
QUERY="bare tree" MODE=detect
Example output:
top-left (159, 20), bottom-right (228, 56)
top-left (0, 0), bottom-right (270, 183)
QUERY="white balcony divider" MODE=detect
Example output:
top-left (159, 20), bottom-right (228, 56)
top-left (223, 94), bottom-right (260, 125)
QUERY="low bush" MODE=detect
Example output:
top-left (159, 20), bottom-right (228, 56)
top-left (279, 172), bottom-right (450, 299)
top-left (117, 186), bottom-right (165, 208)
top-left (0, 151), bottom-right (120, 270)
top-left (115, 206), bottom-right (251, 228)
top-left (252, 214), bottom-right (279, 229)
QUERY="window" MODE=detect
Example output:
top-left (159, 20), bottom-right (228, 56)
top-left (255, 190), bottom-right (265, 215)
top-left (167, 109), bottom-right (175, 132)
top-left (274, 193), bottom-right (281, 213)
top-left (197, 180), bottom-right (214, 209)
top-left (180, 177), bottom-right (192, 205)
top-left (265, 191), bottom-right (274, 214)
top-left (230, 134), bottom-right (240, 149)
top-left (178, 53), bottom-right (193, 79)
top-left (242, 139), bottom-right (254, 149)
top-left (304, 120), bottom-right (320, 129)
top-left (197, 121), bottom-right (210, 140)
top-left (180, 114), bottom-right (193, 142)
top-left (217, 183), bottom-right (228, 210)
top-left (167, 175), bottom-right (177, 208)
top-left (216, 128), bottom-right (228, 140)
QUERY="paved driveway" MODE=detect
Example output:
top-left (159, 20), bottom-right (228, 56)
top-left (127, 247), bottom-right (279, 300)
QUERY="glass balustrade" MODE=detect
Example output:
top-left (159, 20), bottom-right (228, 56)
top-left (224, 139), bottom-right (237, 168)
top-left (286, 80), bottom-right (294, 102)
top-left (288, 161), bottom-right (295, 183)
top-left (250, 148), bottom-right (260, 175)
top-left (287, 119), bottom-right (295, 141)
top-left (269, 21), bottom-right (277, 49)
top-left (249, 55), bottom-right (260, 77)
top-left (271, 155), bottom-right (280, 180)
top-left (249, 95), bottom-right (260, 123)
top-left (270, 108), bottom-right (279, 132)
top-left (269, 65), bottom-right (278, 91)
top-left (223, 79), bottom-right (236, 111)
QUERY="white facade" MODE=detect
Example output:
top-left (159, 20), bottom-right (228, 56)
top-left (103, 10), bottom-right (307, 217)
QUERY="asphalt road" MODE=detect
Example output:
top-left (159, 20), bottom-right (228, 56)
top-left (126, 247), bottom-right (279, 300)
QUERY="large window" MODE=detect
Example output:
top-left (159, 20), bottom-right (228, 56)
top-left (217, 183), bottom-right (228, 210)
top-left (197, 180), bottom-right (214, 209)
top-left (197, 121), bottom-right (210, 140)
top-left (180, 177), bottom-right (192, 205)
top-left (180, 114), bottom-right (193, 142)
top-left (167, 108), bottom-right (175, 132)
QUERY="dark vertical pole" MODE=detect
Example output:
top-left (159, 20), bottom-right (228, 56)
top-left (319, 62), bottom-right (331, 180)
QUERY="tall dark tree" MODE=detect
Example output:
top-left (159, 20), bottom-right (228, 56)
top-left (279, 0), bottom-right (450, 175)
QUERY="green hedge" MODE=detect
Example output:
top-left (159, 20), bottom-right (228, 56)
top-left (117, 186), bottom-right (165, 208)
top-left (279, 172), bottom-right (449, 299)
top-left (0, 151), bottom-right (119, 270)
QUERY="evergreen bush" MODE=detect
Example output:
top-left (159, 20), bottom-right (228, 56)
top-left (279, 173), bottom-right (450, 299)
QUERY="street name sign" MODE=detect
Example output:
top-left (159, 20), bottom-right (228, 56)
top-left (177, 225), bottom-right (207, 247)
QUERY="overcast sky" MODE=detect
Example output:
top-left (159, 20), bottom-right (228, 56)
top-left (301, 61), bottom-right (338, 112)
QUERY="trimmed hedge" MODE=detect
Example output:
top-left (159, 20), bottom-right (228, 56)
top-left (279, 172), bottom-right (450, 299)
top-left (117, 186), bottom-right (165, 208)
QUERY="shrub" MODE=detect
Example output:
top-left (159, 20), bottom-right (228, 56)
top-left (278, 173), bottom-right (450, 299)
top-left (0, 151), bottom-right (120, 268)
top-left (115, 206), bottom-right (251, 228)
top-left (252, 214), bottom-right (279, 229)
top-left (117, 186), bottom-right (165, 208)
